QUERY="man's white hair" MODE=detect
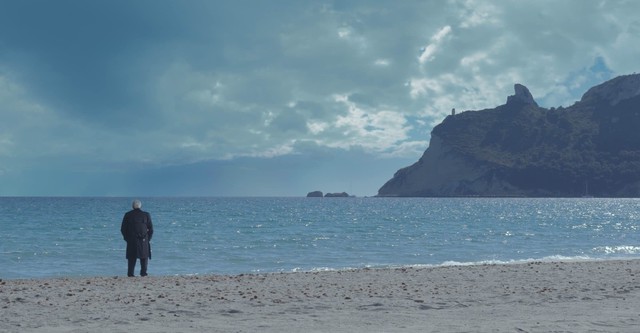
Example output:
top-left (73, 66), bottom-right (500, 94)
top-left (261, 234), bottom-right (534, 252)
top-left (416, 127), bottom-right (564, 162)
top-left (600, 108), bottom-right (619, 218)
top-left (132, 199), bottom-right (142, 209)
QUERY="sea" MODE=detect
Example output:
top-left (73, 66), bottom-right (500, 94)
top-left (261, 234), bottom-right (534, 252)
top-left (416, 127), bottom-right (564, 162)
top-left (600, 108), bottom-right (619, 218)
top-left (1, 197), bottom-right (640, 280)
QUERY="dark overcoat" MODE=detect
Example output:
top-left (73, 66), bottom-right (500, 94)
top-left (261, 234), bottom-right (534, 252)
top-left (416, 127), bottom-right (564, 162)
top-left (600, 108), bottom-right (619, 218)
top-left (121, 208), bottom-right (154, 260)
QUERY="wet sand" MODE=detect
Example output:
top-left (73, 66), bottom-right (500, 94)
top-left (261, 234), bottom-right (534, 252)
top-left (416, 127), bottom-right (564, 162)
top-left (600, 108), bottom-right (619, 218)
top-left (2, 260), bottom-right (640, 332)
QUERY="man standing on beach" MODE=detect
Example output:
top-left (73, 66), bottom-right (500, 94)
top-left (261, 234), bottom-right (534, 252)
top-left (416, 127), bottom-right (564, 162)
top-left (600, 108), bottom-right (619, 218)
top-left (121, 199), bottom-right (154, 277)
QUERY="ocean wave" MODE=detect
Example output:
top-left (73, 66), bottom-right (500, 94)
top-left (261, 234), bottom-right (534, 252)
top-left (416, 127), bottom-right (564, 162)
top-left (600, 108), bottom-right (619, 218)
top-left (287, 256), bottom-right (608, 274)
top-left (429, 256), bottom-right (595, 267)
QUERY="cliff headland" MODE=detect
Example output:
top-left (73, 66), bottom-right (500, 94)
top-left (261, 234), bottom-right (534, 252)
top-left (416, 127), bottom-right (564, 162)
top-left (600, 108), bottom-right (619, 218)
top-left (379, 74), bottom-right (640, 197)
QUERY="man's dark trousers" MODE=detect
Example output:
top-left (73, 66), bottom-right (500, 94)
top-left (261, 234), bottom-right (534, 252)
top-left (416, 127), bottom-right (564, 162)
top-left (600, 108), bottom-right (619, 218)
top-left (127, 258), bottom-right (148, 277)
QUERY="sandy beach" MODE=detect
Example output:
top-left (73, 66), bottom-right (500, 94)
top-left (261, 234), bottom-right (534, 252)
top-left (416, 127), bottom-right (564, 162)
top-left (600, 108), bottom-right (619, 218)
top-left (2, 260), bottom-right (640, 332)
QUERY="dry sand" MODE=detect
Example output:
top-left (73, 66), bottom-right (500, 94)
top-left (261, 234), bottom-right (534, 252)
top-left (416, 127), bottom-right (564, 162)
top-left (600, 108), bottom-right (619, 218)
top-left (2, 260), bottom-right (640, 332)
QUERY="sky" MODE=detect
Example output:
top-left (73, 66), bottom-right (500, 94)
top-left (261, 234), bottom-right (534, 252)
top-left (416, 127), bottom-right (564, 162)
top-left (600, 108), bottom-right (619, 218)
top-left (1, 0), bottom-right (639, 197)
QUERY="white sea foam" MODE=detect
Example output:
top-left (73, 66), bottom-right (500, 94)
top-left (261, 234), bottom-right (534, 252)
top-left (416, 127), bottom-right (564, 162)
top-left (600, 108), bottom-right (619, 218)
top-left (420, 255), bottom-right (596, 268)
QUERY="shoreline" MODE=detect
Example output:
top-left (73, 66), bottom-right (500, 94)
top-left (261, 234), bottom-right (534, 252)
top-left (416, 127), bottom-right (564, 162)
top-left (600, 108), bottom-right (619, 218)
top-left (2, 259), bottom-right (640, 332)
top-left (3, 254), bottom-right (633, 282)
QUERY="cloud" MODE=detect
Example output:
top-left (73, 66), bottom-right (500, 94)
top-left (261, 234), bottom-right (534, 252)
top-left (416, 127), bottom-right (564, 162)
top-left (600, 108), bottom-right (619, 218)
top-left (407, 0), bottom-right (640, 121)
top-left (418, 25), bottom-right (452, 64)
top-left (1, 0), bottom-right (639, 195)
top-left (0, 75), bottom-right (87, 167)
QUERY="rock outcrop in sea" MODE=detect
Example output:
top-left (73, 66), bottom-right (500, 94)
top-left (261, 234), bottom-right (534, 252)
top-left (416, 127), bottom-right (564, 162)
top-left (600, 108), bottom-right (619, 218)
top-left (378, 74), bottom-right (640, 197)
top-left (307, 191), bottom-right (353, 197)
top-left (324, 192), bottom-right (350, 197)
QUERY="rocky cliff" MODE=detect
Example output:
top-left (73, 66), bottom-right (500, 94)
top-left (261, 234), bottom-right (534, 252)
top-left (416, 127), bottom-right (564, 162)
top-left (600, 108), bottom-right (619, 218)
top-left (378, 74), bottom-right (640, 197)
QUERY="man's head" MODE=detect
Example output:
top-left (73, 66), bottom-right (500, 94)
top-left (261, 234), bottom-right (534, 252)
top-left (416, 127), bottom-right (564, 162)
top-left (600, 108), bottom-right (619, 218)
top-left (132, 199), bottom-right (142, 209)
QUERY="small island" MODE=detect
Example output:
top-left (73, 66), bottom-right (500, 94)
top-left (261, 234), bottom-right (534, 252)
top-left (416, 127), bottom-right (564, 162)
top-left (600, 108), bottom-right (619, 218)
top-left (306, 191), bottom-right (354, 198)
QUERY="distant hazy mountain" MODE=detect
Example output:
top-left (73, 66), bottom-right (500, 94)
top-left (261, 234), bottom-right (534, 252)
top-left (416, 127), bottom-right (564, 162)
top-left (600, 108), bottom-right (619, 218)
top-left (378, 74), bottom-right (640, 197)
